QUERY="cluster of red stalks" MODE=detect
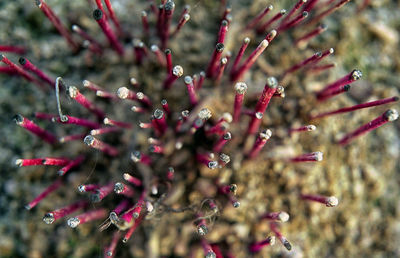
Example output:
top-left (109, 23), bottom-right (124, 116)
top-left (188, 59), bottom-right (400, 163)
top-left (2, 0), bottom-right (398, 257)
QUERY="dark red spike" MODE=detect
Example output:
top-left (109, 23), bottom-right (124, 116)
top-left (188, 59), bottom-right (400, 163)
top-left (230, 37), bottom-right (250, 76)
top-left (1, 54), bottom-right (44, 89)
top-left (25, 178), bottom-right (62, 210)
top-left (249, 236), bottom-right (275, 253)
top-left (206, 43), bottom-right (225, 78)
top-left (245, 4), bottom-right (273, 30)
top-left (0, 45), bottom-right (26, 54)
top-left (311, 96), bottom-right (399, 120)
top-left (104, 0), bottom-right (123, 36)
top-left (230, 40), bottom-right (269, 82)
top-left (13, 114), bottom-right (57, 144)
top-left (309, 0), bottom-right (351, 26)
top-left (280, 0), bottom-right (307, 26)
top-left (316, 69), bottom-right (362, 99)
top-left (141, 11), bottom-right (150, 37)
top-left (247, 77), bottom-right (277, 134)
top-left (18, 57), bottom-right (54, 87)
top-left (35, 0), bottom-right (79, 51)
top-left (338, 109), bottom-right (398, 145)
top-left (300, 193), bottom-right (339, 207)
top-left (84, 135), bottom-right (119, 156)
top-left (93, 9), bottom-right (124, 56)
top-left (72, 25), bottom-right (103, 54)
top-left (43, 200), bottom-right (88, 224)
top-left (257, 9), bottom-right (286, 34)
top-left (295, 24), bottom-right (328, 47)
top-left (278, 11), bottom-right (308, 32)
top-left (217, 20), bottom-right (229, 44)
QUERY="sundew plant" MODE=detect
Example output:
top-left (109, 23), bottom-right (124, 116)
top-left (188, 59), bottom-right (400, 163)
top-left (0, 0), bottom-right (399, 257)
